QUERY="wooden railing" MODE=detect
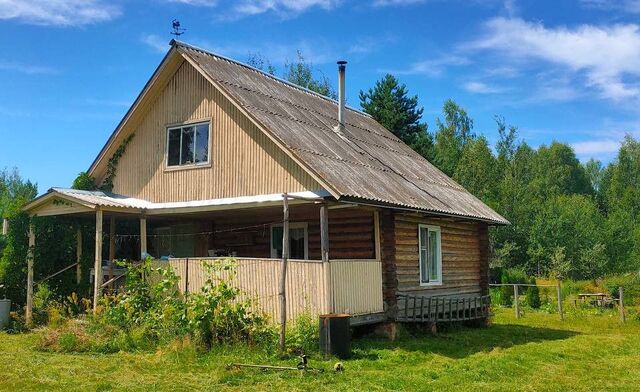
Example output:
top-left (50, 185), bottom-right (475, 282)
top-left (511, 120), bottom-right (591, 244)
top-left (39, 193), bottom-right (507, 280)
top-left (396, 293), bottom-right (490, 323)
top-left (154, 257), bottom-right (385, 322)
top-left (156, 258), bottom-right (329, 322)
top-left (330, 259), bottom-right (384, 316)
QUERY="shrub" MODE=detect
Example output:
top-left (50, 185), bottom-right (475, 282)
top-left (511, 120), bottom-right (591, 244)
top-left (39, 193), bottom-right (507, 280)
top-left (525, 277), bottom-right (541, 309)
top-left (286, 312), bottom-right (319, 355)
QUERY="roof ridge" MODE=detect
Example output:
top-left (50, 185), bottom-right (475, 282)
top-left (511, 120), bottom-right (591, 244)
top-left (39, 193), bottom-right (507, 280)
top-left (170, 39), bottom-right (373, 118)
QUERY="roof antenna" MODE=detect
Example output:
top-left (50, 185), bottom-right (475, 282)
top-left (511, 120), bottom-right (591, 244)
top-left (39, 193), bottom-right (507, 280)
top-left (171, 19), bottom-right (186, 37)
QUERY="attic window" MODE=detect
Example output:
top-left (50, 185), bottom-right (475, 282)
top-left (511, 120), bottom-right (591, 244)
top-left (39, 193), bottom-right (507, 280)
top-left (167, 121), bottom-right (209, 167)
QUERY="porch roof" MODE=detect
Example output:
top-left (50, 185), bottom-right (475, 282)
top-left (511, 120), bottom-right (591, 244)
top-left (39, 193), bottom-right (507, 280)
top-left (23, 188), bottom-right (331, 217)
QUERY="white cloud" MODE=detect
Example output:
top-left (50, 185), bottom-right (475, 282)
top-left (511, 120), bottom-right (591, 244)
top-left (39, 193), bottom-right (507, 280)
top-left (387, 55), bottom-right (469, 77)
top-left (0, 60), bottom-right (57, 75)
top-left (572, 139), bottom-right (621, 155)
top-left (580, 0), bottom-right (640, 13)
top-left (141, 34), bottom-right (170, 53)
top-left (373, 0), bottom-right (426, 6)
top-left (463, 81), bottom-right (501, 94)
top-left (468, 17), bottom-right (640, 101)
top-left (230, 0), bottom-right (339, 17)
top-left (166, 0), bottom-right (217, 5)
top-left (0, 0), bottom-right (120, 26)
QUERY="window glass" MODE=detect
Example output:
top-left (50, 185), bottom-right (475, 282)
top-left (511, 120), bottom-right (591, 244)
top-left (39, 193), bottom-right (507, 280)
top-left (166, 122), bottom-right (209, 167)
top-left (429, 230), bottom-right (439, 281)
top-left (180, 126), bottom-right (195, 165)
top-left (419, 226), bottom-right (441, 284)
top-left (195, 123), bottom-right (209, 163)
top-left (167, 128), bottom-right (181, 166)
top-left (271, 224), bottom-right (307, 259)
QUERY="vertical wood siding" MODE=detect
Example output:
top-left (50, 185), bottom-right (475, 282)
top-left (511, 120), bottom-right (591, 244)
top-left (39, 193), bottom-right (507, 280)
top-left (110, 61), bottom-right (320, 202)
top-left (392, 213), bottom-right (486, 297)
top-left (331, 259), bottom-right (384, 315)
top-left (160, 257), bottom-right (329, 321)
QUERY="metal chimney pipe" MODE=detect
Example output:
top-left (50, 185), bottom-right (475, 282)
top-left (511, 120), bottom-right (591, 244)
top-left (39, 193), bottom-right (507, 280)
top-left (337, 60), bottom-right (347, 130)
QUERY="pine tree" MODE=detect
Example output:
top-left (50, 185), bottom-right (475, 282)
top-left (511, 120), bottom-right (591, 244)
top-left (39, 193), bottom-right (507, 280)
top-left (359, 74), bottom-right (433, 160)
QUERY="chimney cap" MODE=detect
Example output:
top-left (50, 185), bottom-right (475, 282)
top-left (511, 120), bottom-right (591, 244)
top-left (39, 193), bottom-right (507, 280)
top-left (337, 60), bottom-right (347, 65)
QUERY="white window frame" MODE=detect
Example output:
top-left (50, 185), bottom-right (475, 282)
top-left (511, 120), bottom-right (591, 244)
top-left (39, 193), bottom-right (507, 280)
top-left (418, 224), bottom-right (442, 286)
top-left (165, 120), bottom-right (211, 169)
top-left (270, 222), bottom-right (309, 260)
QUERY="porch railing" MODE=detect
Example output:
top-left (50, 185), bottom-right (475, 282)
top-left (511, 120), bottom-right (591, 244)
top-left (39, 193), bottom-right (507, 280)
top-left (330, 259), bottom-right (384, 316)
top-left (154, 257), bottom-right (385, 322)
top-left (396, 293), bottom-right (490, 323)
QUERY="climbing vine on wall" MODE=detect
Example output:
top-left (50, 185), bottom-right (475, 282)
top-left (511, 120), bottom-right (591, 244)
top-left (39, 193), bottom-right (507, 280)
top-left (100, 134), bottom-right (135, 192)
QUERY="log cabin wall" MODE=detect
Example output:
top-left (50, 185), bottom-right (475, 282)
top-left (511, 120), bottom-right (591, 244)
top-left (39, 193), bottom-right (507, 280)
top-left (148, 206), bottom-right (376, 260)
top-left (381, 211), bottom-right (490, 302)
top-left (107, 60), bottom-right (321, 202)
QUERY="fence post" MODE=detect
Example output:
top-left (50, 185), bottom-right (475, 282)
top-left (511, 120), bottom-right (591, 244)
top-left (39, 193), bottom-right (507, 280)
top-left (619, 287), bottom-right (625, 323)
top-left (185, 258), bottom-right (190, 296)
top-left (514, 284), bottom-right (520, 319)
top-left (556, 281), bottom-right (564, 321)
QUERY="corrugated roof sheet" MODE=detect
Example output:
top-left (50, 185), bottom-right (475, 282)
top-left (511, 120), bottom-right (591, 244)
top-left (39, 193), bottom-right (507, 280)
top-left (175, 41), bottom-right (509, 225)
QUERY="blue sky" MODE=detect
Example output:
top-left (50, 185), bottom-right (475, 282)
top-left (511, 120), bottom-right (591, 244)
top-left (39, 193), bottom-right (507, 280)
top-left (1, 0), bottom-right (640, 194)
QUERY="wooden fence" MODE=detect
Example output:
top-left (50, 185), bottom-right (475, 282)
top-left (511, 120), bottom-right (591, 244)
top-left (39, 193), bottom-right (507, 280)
top-left (155, 257), bottom-right (385, 322)
top-left (396, 293), bottom-right (490, 323)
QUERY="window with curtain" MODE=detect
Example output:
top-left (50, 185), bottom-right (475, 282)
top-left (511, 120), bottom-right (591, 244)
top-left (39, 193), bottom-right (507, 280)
top-left (167, 121), bottom-right (209, 167)
top-left (270, 223), bottom-right (308, 259)
top-left (419, 225), bottom-right (442, 285)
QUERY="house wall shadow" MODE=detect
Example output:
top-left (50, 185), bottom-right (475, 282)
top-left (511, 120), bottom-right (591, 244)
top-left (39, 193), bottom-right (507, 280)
top-left (352, 324), bottom-right (579, 360)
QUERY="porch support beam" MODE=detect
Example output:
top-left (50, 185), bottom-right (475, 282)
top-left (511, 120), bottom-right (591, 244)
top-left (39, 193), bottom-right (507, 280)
top-left (108, 216), bottom-right (116, 290)
top-left (320, 203), bottom-right (333, 313)
top-left (374, 210), bottom-right (381, 261)
top-left (25, 223), bottom-right (35, 326)
top-left (140, 217), bottom-right (147, 260)
top-left (76, 228), bottom-right (82, 284)
top-left (279, 194), bottom-right (289, 353)
top-left (93, 209), bottom-right (103, 310)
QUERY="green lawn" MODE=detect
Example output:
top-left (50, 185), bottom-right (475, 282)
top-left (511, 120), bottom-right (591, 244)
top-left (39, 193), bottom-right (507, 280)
top-left (1, 308), bottom-right (639, 391)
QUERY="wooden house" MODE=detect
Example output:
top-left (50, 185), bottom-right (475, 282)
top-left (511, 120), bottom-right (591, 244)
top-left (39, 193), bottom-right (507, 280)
top-left (23, 40), bottom-right (508, 327)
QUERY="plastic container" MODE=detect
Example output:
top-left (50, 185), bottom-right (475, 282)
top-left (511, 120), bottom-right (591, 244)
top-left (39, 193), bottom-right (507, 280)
top-left (0, 299), bottom-right (11, 330)
top-left (319, 313), bottom-right (351, 359)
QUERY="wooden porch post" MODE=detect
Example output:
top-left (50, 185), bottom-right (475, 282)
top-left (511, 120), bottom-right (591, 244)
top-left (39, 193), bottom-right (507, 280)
top-left (320, 204), bottom-right (332, 313)
top-left (25, 223), bottom-right (35, 326)
top-left (2, 217), bottom-right (8, 235)
top-left (93, 209), bottom-right (103, 310)
top-left (373, 210), bottom-right (381, 261)
top-left (279, 194), bottom-right (289, 353)
top-left (108, 216), bottom-right (116, 290)
top-left (140, 217), bottom-right (147, 260)
top-left (76, 228), bottom-right (82, 284)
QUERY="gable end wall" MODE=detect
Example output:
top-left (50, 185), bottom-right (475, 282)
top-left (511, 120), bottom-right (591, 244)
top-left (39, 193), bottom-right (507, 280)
top-left (109, 60), bottom-right (321, 202)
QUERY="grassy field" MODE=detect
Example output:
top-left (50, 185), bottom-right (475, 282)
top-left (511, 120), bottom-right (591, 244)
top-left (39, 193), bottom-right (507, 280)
top-left (1, 308), bottom-right (639, 391)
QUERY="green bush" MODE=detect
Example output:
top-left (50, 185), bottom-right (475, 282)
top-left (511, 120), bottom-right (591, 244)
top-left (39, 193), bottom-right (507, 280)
top-left (40, 258), bottom-right (273, 353)
top-left (525, 277), bottom-right (541, 309)
top-left (286, 312), bottom-right (319, 355)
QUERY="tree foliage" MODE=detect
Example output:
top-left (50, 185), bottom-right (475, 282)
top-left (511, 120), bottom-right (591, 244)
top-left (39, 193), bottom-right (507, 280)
top-left (359, 74), bottom-right (433, 159)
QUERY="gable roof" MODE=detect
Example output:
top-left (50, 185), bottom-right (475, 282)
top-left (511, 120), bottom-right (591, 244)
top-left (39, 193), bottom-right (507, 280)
top-left (89, 40), bottom-right (508, 225)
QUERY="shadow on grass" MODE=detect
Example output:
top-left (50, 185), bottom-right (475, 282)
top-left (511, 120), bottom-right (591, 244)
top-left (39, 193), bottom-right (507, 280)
top-left (352, 323), bottom-right (579, 360)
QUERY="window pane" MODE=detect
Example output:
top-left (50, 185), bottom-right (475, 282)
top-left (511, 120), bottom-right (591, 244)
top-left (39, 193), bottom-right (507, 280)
top-left (195, 123), bottom-right (209, 163)
top-left (290, 228), bottom-right (305, 259)
top-left (167, 128), bottom-right (181, 166)
top-left (180, 126), bottom-right (195, 165)
top-left (420, 248), bottom-right (428, 283)
top-left (272, 226), bottom-right (283, 258)
top-left (429, 230), bottom-right (439, 281)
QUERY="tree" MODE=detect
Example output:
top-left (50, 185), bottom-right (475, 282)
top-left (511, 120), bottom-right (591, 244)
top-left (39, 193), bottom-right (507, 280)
top-left (359, 74), bottom-right (433, 159)
top-left (453, 136), bottom-right (498, 205)
top-left (433, 99), bottom-right (475, 176)
top-left (284, 51), bottom-right (336, 98)
top-left (72, 172), bottom-right (97, 191)
top-left (247, 53), bottom-right (276, 75)
top-left (0, 168), bottom-right (37, 219)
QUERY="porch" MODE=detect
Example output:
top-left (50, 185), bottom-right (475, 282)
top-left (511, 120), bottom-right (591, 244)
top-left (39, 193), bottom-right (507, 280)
top-left (22, 188), bottom-right (386, 325)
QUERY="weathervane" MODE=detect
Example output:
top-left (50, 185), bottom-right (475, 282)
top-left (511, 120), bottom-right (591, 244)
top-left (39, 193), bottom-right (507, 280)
top-left (171, 19), bottom-right (186, 37)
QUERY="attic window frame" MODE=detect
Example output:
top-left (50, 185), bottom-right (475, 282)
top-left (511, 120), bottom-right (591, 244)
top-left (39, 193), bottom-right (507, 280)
top-left (165, 119), bottom-right (211, 170)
